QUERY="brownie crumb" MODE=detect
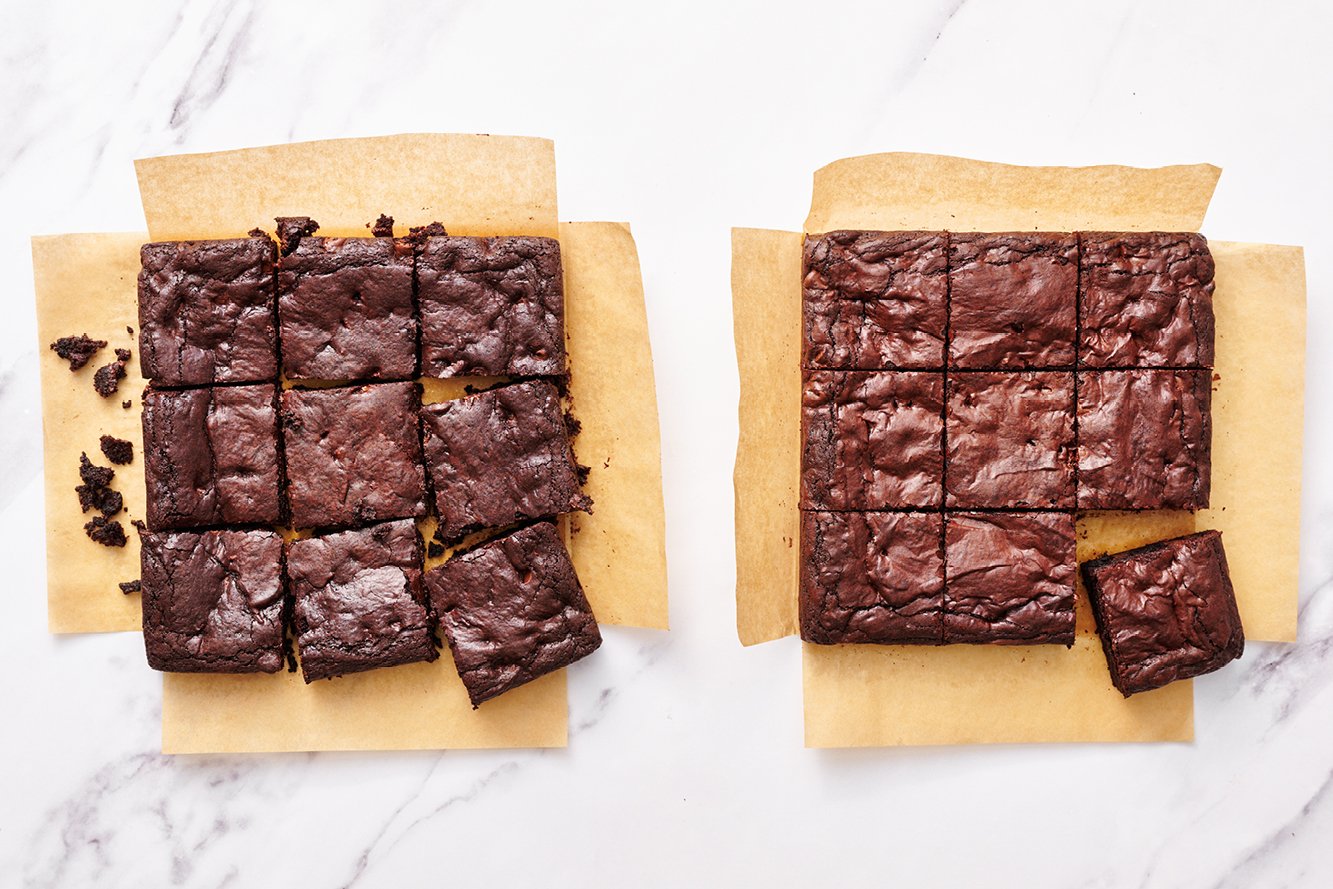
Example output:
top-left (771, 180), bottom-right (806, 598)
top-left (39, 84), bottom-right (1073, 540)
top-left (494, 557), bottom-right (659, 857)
top-left (50, 334), bottom-right (107, 371)
top-left (114, 347), bottom-right (131, 363)
top-left (92, 360), bottom-right (126, 397)
top-left (275, 216), bottom-right (320, 255)
top-left (99, 435), bottom-right (134, 465)
top-left (126, 325), bottom-right (135, 336)
top-left (427, 540), bottom-right (445, 558)
top-left (370, 214), bottom-right (395, 237)
top-left (122, 399), bottom-right (132, 410)
top-left (247, 227), bottom-right (267, 239)
top-left (79, 453), bottom-right (114, 488)
top-left (77, 483), bottom-right (122, 516)
top-left (84, 516), bottom-right (127, 547)
top-left (576, 463), bottom-right (592, 486)
top-left (408, 221), bottom-right (448, 242)
top-left (563, 411), bottom-right (583, 437)
top-left (119, 579), bottom-right (141, 595)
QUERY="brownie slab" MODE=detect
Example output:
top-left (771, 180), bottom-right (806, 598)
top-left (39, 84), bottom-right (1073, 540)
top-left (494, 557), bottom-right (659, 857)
top-left (277, 236), bottom-right (416, 381)
top-left (1077, 369), bottom-right (1212, 510)
top-left (801, 370), bottom-right (944, 510)
top-left (425, 521), bottom-right (601, 706)
top-left (1082, 530), bottom-right (1243, 696)
top-left (142, 383), bottom-right (283, 530)
top-left (287, 519), bottom-right (436, 682)
top-left (140, 528), bottom-right (285, 673)
top-left (417, 236), bottom-right (566, 378)
top-left (802, 231), bottom-right (948, 370)
top-left (138, 236), bottom-right (277, 386)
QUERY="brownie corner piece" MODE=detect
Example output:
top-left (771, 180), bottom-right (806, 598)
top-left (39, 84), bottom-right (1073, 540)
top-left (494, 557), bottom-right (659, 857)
top-left (426, 521), bottom-right (600, 706)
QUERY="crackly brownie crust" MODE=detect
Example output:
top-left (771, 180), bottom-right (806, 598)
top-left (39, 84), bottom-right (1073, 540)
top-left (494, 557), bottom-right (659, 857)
top-left (426, 521), bottom-right (601, 706)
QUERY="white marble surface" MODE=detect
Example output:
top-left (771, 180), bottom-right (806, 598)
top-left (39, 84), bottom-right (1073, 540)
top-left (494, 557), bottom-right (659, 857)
top-left (1, 1), bottom-right (1330, 886)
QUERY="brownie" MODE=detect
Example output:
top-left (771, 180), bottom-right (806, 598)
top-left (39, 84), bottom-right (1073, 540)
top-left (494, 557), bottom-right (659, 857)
top-left (1079, 232), bottom-right (1216, 368)
top-left (426, 521), bottom-right (601, 706)
top-left (84, 515), bottom-right (127, 547)
top-left (277, 236), bottom-right (416, 381)
top-left (287, 519), bottom-right (436, 682)
top-left (281, 382), bottom-right (427, 529)
top-left (142, 384), bottom-right (283, 530)
top-left (802, 231), bottom-right (948, 370)
top-left (50, 334), bottom-right (106, 371)
top-left (99, 435), bottom-right (134, 465)
top-left (948, 232), bottom-right (1077, 368)
top-left (119, 579), bottom-right (141, 594)
top-left (274, 216), bottom-right (319, 255)
top-left (138, 237), bottom-right (278, 386)
top-left (420, 381), bottom-right (590, 542)
top-left (1081, 530), bottom-right (1244, 696)
top-left (944, 512), bottom-right (1076, 645)
top-left (76, 452), bottom-right (122, 516)
top-left (370, 214), bottom-right (394, 238)
top-left (945, 371), bottom-right (1076, 509)
top-left (92, 356), bottom-right (127, 397)
top-left (799, 510), bottom-right (944, 645)
top-left (416, 236), bottom-right (566, 378)
top-left (800, 370), bottom-right (944, 510)
top-left (140, 528), bottom-right (285, 673)
top-left (1077, 369), bottom-right (1211, 510)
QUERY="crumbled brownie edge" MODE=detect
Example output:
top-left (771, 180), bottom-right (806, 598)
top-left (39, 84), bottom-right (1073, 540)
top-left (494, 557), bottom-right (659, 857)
top-left (370, 214), bottom-right (395, 237)
top-left (119, 579), bottom-right (141, 594)
top-left (84, 516), bottom-right (127, 547)
top-left (275, 216), bottom-right (320, 255)
top-left (50, 334), bottom-right (107, 371)
top-left (93, 357), bottom-right (127, 397)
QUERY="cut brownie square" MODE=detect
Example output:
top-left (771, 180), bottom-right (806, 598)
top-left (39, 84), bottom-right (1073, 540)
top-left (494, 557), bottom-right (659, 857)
top-left (142, 383), bottom-right (283, 530)
top-left (802, 231), bottom-right (948, 370)
top-left (417, 236), bottom-right (566, 378)
top-left (944, 512), bottom-right (1076, 645)
top-left (1082, 530), bottom-right (1244, 696)
top-left (948, 232), bottom-right (1077, 368)
top-left (420, 380), bottom-right (590, 542)
top-left (1079, 232), bottom-right (1216, 368)
top-left (138, 236), bottom-right (277, 386)
top-left (799, 510), bottom-right (944, 645)
top-left (1077, 369), bottom-right (1211, 510)
top-left (425, 521), bottom-right (601, 706)
top-left (801, 370), bottom-right (944, 510)
top-left (140, 528), bottom-right (285, 673)
top-left (287, 519), bottom-right (436, 682)
top-left (945, 371), bottom-right (1076, 509)
top-left (277, 236), bottom-right (416, 381)
top-left (281, 382), bottom-right (427, 529)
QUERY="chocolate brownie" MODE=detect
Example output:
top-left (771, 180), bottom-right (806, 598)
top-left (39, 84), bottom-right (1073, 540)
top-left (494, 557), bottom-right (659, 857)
top-left (802, 231), bottom-right (948, 370)
top-left (1079, 232), bottom-right (1216, 368)
top-left (50, 334), bottom-right (106, 371)
top-left (948, 232), bottom-right (1077, 368)
top-left (76, 452), bottom-right (122, 516)
top-left (84, 515), bottom-right (127, 547)
top-left (140, 528), bottom-right (285, 673)
top-left (92, 353), bottom-right (127, 397)
top-left (370, 214), bottom-right (394, 238)
top-left (1077, 369), bottom-right (1211, 510)
top-left (420, 381), bottom-right (590, 542)
top-left (138, 236), bottom-right (278, 386)
top-left (426, 521), bottom-right (601, 706)
top-left (119, 579), bottom-right (141, 594)
top-left (945, 371), bottom-right (1076, 509)
top-left (800, 370), bottom-right (944, 510)
top-left (142, 384), bottom-right (283, 530)
top-left (287, 519), bottom-right (436, 682)
top-left (274, 216), bottom-right (319, 255)
top-left (281, 382), bottom-right (426, 529)
top-left (416, 236), bottom-right (566, 378)
top-left (799, 510), bottom-right (944, 645)
top-left (277, 236), bottom-right (417, 381)
top-left (99, 435), bottom-right (133, 465)
top-left (944, 512), bottom-right (1075, 645)
top-left (1082, 530), bottom-right (1243, 696)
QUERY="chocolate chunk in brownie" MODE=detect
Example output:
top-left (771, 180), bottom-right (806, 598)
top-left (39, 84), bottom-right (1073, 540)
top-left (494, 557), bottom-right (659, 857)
top-left (99, 434), bottom-right (134, 465)
top-left (84, 515), bottom-right (127, 547)
top-left (92, 359), bottom-right (126, 397)
top-left (50, 334), bottom-right (106, 371)
top-left (119, 579), bottom-right (141, 594)
top-left (370, 214), bottom-right (394, 237)
top-left (274, 216), bottom-right (320, 255)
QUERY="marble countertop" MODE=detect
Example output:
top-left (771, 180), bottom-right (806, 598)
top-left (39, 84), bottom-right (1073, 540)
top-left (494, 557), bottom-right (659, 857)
top-left (3, 1), bottom-right (1330, 886)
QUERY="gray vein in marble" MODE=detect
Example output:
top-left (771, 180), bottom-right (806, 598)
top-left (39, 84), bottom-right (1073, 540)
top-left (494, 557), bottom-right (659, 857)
top-left (169, 1), bottom-right (258, 139)
top-left (1212, 764), bottom-right (1333, 889)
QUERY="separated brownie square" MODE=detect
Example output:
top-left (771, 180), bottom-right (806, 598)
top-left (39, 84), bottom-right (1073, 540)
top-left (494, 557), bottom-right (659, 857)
top-left (138, 236), bottom-right (277, 386)
top-left (142, 383), bottom-right (283, 530)
top-left (948, 232), bottom-right (1077, 368)
top-left (287, 519), bottom-right (436, 682)
top-left (802, 231), bottom-right (948, 370)
top-left (1077, 369), bottom-right (1211, 510)
top-left (426, 521), bottom-right (601, 706)
top-left (140, 528), bottom-right (285, 673)
top-left (417, 236), bottom-right (566, 378)
top-left (1082, 530), bottom-right (1243, 696)
top-left (801, 370), bottom-right (944, 510)
top-left (1079, 232), bottom-right (1216, 368)
top-left (945, 371), bottom-right (1076, 509)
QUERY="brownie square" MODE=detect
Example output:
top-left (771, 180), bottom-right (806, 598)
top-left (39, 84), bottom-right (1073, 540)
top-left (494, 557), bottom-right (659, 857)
top-left (138, 236), bottom-right (278, 386)
top-left (420, 381), bottom-right (590, 542)
top-left (425, 521), bottom-right (601, 706)
top-left (140, 528), bottom-right (285, 673)
top-left (799, 510), bottom-right (944, 645)
top-left (802, 231), bottom-right (948, 370)
top-left (281, 382), bottom-right (427, 529)
top-left (1079, 232), bottom-right (1216, 368)
top-left (948, 232), bottom-right (1077, 368)
top-left (801, 370), bottom-right (944, 510)
top-left (1077, 369), bottom-right (1212, 510)
top-left (1082, 530), bottom-right (1244, 696)
top-left (277, 236), bottom-right (416, 381)
top-left (287, 519), bottom-right (437, 682)
top-left (417, 236), bottom-right (566, 378)
top-left (944, 512), bottom-right (1076, 645)
top-left (142, 383), bottom-right (283, 530)
top-left (945, 371), bottom-right (1076, 509)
